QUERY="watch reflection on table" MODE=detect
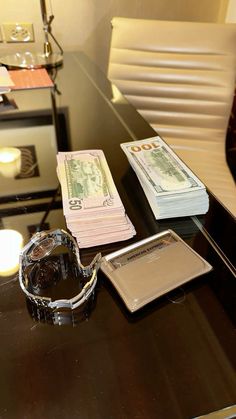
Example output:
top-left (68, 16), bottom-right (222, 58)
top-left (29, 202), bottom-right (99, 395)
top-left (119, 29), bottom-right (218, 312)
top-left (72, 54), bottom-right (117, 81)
top-left (26, 291), bottom-right (97, 327)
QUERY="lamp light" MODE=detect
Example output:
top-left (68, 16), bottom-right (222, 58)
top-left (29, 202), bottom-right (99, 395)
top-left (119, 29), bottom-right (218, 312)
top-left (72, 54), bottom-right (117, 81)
top-left (0, 0), bottom-right (63, 69)
top-left (0, 229), bottom-right (23, 277)
top-left (0, 147), bottom-right (22, 178)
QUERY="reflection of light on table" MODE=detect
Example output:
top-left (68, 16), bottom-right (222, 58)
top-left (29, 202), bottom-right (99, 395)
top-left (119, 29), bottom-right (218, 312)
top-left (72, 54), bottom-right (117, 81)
top-left (0, 147), bottom-right (21, 178)
top-left (111, 84), bottom-right (127, 104)
top-left (0, 229), bottom-right (23, 276)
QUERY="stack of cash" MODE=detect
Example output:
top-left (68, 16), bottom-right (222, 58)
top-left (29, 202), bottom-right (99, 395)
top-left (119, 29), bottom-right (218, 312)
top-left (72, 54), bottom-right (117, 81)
top-left (57, 150), bottom-right (136, 248)
top-left (121, 137), bottom-right (209, 219)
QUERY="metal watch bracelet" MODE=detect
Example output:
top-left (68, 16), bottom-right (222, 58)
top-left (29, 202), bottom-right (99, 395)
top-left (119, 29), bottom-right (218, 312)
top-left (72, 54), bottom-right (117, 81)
top-left (19, 229), bottom-right (101, 310)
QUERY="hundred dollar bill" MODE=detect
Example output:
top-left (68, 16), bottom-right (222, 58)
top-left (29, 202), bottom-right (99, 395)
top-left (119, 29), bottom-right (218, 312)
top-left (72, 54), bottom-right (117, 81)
top-left (57, 150), bottom-right (124, 217)
top-left (120, 137), bottom-right (206, 197)
top-left (136, 168), bottom-right (208, 218)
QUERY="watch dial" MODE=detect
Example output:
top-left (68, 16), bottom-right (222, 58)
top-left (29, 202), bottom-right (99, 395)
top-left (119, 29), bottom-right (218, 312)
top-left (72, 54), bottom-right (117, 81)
top-left (30, 238), bottom-right (55, 261)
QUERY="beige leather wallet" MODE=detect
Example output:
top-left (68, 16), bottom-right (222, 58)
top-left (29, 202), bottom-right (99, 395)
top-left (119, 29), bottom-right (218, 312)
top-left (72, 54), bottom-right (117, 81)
top-left (100, 230), bottom-right (212, 312)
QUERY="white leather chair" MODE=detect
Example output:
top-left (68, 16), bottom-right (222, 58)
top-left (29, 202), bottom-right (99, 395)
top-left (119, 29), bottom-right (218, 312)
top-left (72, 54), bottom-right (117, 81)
top-left (108, 18), bottom-right (236, 217)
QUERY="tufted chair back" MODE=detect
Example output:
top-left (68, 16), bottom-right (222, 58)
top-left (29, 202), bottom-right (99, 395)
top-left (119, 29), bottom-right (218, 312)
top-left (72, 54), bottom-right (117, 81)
top-left (108, 18), bottom-right (236, 217)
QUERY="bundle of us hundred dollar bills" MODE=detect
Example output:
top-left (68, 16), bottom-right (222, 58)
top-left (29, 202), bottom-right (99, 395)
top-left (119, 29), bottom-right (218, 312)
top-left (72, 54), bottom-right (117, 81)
top-left (56, 150), bottom-right (136, 248)
top-left (120, 137), bottom-right (209, 219)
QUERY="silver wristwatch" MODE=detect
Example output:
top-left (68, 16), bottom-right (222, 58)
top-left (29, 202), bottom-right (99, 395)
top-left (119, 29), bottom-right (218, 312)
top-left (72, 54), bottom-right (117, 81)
top-left (19, 228), bottom-right (101, 310)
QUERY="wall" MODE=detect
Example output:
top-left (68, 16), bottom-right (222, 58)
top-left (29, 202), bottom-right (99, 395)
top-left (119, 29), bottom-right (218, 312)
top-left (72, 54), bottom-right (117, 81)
top-left (225, 0), bottom-right (236, 21)
top-left (0, 0), bottom-right (229, 73)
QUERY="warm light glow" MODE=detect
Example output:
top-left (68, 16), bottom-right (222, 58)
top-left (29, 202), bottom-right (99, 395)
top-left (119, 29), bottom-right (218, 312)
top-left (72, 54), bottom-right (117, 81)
top-left (111, 84), bottom-right (127, 104)
top-left (0, 149), bottom-right (18, 163)
top-left (0, 229), bottom-right (23, 277)
top-left (0, 147), bottom-right (21, 178)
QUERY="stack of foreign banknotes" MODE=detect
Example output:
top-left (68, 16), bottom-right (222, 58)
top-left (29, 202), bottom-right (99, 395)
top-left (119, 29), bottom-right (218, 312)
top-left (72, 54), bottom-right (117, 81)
top-left (57, 149), bottom-right (136, 248)
top-left (121, 136), bottom-right (209, 219)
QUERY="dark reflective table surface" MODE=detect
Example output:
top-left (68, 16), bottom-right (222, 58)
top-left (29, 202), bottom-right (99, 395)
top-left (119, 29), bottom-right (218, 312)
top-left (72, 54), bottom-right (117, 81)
top-left (0, 52), bottom-right (235, 419)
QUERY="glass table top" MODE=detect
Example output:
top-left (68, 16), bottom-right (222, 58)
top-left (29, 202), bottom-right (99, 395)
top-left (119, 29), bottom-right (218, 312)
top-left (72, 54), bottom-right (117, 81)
top-left (0, 51), bottom-right (235, 419)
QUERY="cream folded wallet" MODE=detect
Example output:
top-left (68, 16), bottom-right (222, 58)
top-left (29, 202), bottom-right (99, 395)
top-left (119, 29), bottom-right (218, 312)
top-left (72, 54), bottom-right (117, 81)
top-left (100, 229), bottom-right (212, 312)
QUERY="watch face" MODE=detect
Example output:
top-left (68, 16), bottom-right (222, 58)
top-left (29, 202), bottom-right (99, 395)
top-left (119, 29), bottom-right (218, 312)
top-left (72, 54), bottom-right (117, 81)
top-left (30, 237), bottom-right (55, 261)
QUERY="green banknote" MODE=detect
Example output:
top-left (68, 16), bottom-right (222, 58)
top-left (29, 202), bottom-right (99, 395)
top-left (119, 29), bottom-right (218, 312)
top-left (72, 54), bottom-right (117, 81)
top-left (57, 150), bottom-right (122, 216)
top-left (121, 137), bottom-right (205, 196)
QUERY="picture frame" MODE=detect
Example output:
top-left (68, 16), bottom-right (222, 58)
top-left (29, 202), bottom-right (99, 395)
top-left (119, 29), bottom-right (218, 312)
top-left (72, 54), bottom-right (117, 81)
top-left (0, 114), bottom-right (68, 204)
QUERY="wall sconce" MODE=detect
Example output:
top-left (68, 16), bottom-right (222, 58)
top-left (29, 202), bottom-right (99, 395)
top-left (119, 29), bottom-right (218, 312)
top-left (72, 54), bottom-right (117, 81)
top-left (0, 0), bottom-right (63, 69)
top-left (0, 229), bottom-right (23, 277)
top-left (0, 147), bottom-right (22, 178)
